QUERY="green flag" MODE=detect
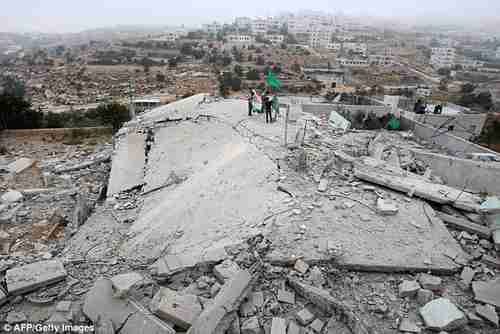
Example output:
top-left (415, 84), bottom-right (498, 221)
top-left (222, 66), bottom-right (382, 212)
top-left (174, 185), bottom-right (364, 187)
top-left (266, 70), bottom-right (282, 90)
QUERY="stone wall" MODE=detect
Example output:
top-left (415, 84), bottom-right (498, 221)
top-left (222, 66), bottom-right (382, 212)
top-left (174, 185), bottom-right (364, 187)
top-left (412, 113), bottom-right (487, 140)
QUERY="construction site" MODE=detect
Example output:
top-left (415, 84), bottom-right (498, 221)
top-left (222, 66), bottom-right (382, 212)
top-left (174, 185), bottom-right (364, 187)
top-left (0, 93), bottom-right (499, 334)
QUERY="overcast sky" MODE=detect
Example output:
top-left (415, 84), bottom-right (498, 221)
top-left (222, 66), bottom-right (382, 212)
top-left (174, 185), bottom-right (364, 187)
top-left (1, 0), bottom-right (499, 33)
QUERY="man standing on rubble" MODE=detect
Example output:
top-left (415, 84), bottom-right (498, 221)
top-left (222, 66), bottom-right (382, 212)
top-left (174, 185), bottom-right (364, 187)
top-left (248, 90), bottom-right (255, 116)
top-left (264, 94), bottom-right (273, 124)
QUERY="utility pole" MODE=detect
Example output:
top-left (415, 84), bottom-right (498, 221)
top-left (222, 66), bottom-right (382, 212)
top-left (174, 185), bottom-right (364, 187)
top-left (128, 79), bottom-right (136, 120)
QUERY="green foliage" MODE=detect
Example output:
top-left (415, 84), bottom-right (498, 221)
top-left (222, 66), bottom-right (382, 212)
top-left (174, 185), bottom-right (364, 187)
top-left (95, 102), bottom-right (131, 133)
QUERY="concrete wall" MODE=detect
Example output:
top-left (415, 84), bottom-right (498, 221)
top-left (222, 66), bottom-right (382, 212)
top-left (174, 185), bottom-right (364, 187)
top-left (402, 116), bottom-right (497, 157)
top-left (412, 113), bottom-right (487, 140)
top-left (302, 104), bottom-right (391, 117)
top-left (411, 149), bottom-right (500, 195)
top-left (0, 127), bottom-right (112, 146)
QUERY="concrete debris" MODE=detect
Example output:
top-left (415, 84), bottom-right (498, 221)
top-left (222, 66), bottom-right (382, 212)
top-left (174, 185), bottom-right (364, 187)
top-left (417, 289), bottom-right (434, 306)
top-left (111, 272), bottom-right (143, 298)
top-left (150, 287), bottom-right (202, 329)
top-left (55, 300), bottom-right (72, 312)
top-left (287, 321), bottom-right (301, 334)
top-left (55, 154), bottom-right (111, 174)
top-left (318, 179), bottom-right (329, 192)
top-left (6, 259), bottom-right (67, 295)
top-left (72, 194), bottom-right (91, 228)
top-left (187, 268), bottom-right (259, 334)
top-left (479, 196), bottom-right (500, 214)
top-left (241, 316), bottom-right (261, 334)
top-left (475, 304), bottom-right (499, 327)
top-left (438, 213), bottom-right (491, 239)
top-left (7, 158), bottom-right (36, 174)
top-left (6, 311), bottom-right (27, 324)
top-left (214, 259), bottom-right (241, 283)
top-left (1, 190), bottom-right (24, 203)
top-left (294, 259), bottom-right (309, 274)
top-left (376, 198), bottom-right (398, 216)
top-left (418, 273), bottom-right (442, 291)
top-left (398, 280), bottom-right (421, 298)
top-left (296, 308), bottom-right (315, 325)
top-left (419, 298), bottom-right (467, 331)
top-left (288, 278), bottom-right (375, 334)
top-left (84, 278), bottom-right (175, 334)
top-left (472, 279), bottom-right (500, 308)
top-left (398, 318), bottom-right (421, 333)
top-left (465, 310), bottom-right (483, 326)
top-left (271, 317), bottom-right (287, 334)
top-left (460, 267), bottom-right (476, 287)
top-left (482, 254), bottom-right (500, 269)
top-left (277, 289), bottom-right (295, 304)
top-left (308, 266), bottom-right (326, 287)
top-left (309, 319), bottom-right (325, 333)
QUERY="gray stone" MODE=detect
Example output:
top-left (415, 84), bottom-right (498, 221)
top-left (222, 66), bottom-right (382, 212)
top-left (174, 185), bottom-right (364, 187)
top-left (417, 289), bottom-right (434, 306)
top-left (287, 321), bottom-right (301, 334)
top-left (278, 290), bottom-right (295, 304)
top-left (318, 179), bottom-right (329, 192)
top-left (111, 272), bottom-right (143, 297)
top-left (418, 273), bottom-right (442, 291)
top-left (56, 301), bottom-right (72, 312)
top-left (1, 190), bottom-right (23, 203)
top-left (398, 318), bottom-right (421, 333)
top-left (309, 319), bottom-right (324, 333)
top-left (472, 279), bottom-right (500, 308)
top-left (6, 259), bottom-right (67, 295)
top-left (250, 291), bottom-right (264, 309)
top-left (419, 298), bottom-right (467, 331)
top-left (460, 267), bottom-right (476, 287)
top-left (7, 158), bottom-right (35, 174)
top-left (377, 198), bottom-right (398, 215)
top-left (475, 304), bottom-right (499, 327)
top-left (150, 287), bottom-right (202, 329)
top-left (214, 259), bottom-right (241, 283)
top-left (6, 311), bottom-right (27, 324)
top-left (241, 316), bottom-right (261, 334)
top-left (309, 267), bottom-right (325, 287)
top-left (210, 282), bottom-right (222, 297)
top-left (271, 317), bottom-right (286, 334)
top-left (73, 195), bottom-right (91, 227)
top-left (399, 280), bottom-right (420, 298)
top-left (228, 316), bottom-right (241, 334)
top-left (95, 318), bottom-right (115, 334)
top-left (465, 310), bottom-right (483, 325)
top-left (482, 255), bottom-right (500, 269)
top-left (294, 259), bottom-right (309, 274)
top-left (0, 289), bottom-right (7, 307)
top-left (296, 308), bottom-right (315, 325)
top-left (493, 229), bottom-right (500, 250)
top-left (84, 278), bottom-right (174, 334)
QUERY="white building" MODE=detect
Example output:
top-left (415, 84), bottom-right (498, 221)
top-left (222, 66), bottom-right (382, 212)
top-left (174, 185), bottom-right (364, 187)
top-left (430, 47), bottom-right (456, 68)
top-left (309, 29), bottom-right (333, 48)
top-left (152, 32), bottom-right (180, 42)
top-left (369, 54), bottom-right (393, 66)
top-left (287, 18), bottom-right (310, 35)
top-left (227, 34), bottom-right (254, 45)
top-left (496, 47), bottom-right (500, 59)
top-left (202, 22), bottom-right (223, 34)
top-left (342, 42), bottom-right (367, 56)
top-left (251, 18), bottom-right (269, 35)
top-left (326, 43), bottom-right (342, 51)
top-left (338, 58), bottom-right (369, 67)
top-left (265, 34), bottom-right (285, 45)
top-left (235, 17), bottom-right (252, 29)
top-left (456, 57), bottom-right (485, 69)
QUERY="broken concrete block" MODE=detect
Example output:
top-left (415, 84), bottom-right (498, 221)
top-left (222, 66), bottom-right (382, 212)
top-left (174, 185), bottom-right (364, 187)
top-left (150, 287), bottom-right (202, 329)
top-left (465, 310), bottom-right (483, 326)
top-left (84, 278), bottom-right (174, 334)
top-left (460, 267), bottom-right (476, 287)
top-left (309, 319), bottom-right (324, 333)
top-left (202, 246), bottom-right (228, 264)
top-left (251, 291), bottom-right (264, 309)
top-left (6, 259), bottom-right (67, 295)
top-left (492, 230), bottom-right (500, 250)
top-left (6, 311), bottom-right (27, 324)
top-left (111, 272), bottom-right (143, 297)
top-left (376, 198), bottom-right (398, 216)
top-left (398, 280), bottom-right (420, 298)
top-left (287, 321), bottom-right (300, 334)
top-left (419, 298), bottom-right (467, 331)
top-left (418, 273), bottom-right (442, 291)
top-left (480, 197), bottom-right (500, 214)
top-left (318, 179), bottom-right (328, 192)
top-left (296, 308), bottom-right (315, 325)
top-left (277, 289), bottom-right (295, 304)
top-left (308, 267), bottom-right (325, 287)
top-left (294, 259), bottom-right (309, 274)
top-left (481, 254), bottom-right (500, 269)
top-left (94, 318), bottom-right (115, 334)
top-left (271, 317), bottom-right (287, 334)
top-left (56, 301), bottom-right (72, 313)
top-left (229, 316), bottom-right (241, 334)
top-left (7, 158), bottom-right (35, 174)
top-left (240, 299), bottom-right (256, 317)
top-left (472, 279), bottom-right (500, 308)
top-left (1, 190), bottom-right (23, 203)
top-left (398, 318), bottom-right (421, 333)
top-left (417, 289), bottom-right (434, 306)
top-left (72, 194), bottom-right (91, 227)
top-left (475, 304), bottom-right (499, 327)
top-left (0, 289), bottom-right (7, 307)
top-left (241, 316), bottom-right (261, 334)
top-left (214, 259), bottom-right (240, 283)
top-left (210, 282), bottom-right (222, 297)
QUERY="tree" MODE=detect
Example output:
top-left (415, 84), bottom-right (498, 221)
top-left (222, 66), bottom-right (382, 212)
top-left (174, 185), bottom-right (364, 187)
top-left (246, 68), bottom-right (260, 80)
top-left (96, 102), bottom-right (131, 133)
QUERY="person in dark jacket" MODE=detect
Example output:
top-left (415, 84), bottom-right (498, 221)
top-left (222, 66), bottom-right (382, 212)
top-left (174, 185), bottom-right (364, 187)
top-left (248, 90), bottom-right (255, 116)
top-left (264, 95), bottom-right (273, 123)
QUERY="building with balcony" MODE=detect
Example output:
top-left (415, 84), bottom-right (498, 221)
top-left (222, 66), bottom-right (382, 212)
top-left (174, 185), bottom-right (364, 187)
top-left (430, 47), bottom-right (456, 68)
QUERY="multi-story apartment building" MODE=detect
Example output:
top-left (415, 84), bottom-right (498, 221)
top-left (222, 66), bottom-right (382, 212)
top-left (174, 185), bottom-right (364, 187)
top-left (227, 34), bottom-right (254, 45)
top-left (251, 18), bottom-right (269, 36)
top-left (309, 29), bottom-right (333, 48)
top-left (265, 34), bottom-right (285, 45)
top-left (287, 18), bottom-right (310, 35)
top-left (234, 17), bottom-right (252, 29)
top-left (430, 47), bottom-right (456, 68)
top-left (326, 43), bottom-right (342, 51)
top-left (342, 42), bottom-right (367, 56)
top-left (202, 22), bottom-right (222, 34)
top-left (337, 58), bottom-right (369, 67)
top-left (369, 54), bottom-right (394, 66)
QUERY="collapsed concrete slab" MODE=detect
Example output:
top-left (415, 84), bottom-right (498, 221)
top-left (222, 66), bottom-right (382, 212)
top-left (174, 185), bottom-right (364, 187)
top-left (107, 130), bottom-right (146, 197)
top-left (419, 298), bottom-right (467, 331)
top-left (288, 278), bottom-right (376, 334)
top-left (83, 278), bottom-right (175, 334)
top-left (6, 260), bottom-right (67, 295)
top-left (7, 157), bottom-right (36, 174)
top-left (122, 120), bottom-right (285, 262)
top-left (472, 279), bottom-right (500, 308)
top-left (187, 268), bottom-right (259, 334)
top-left (150, 288), bottom-right (202, 329)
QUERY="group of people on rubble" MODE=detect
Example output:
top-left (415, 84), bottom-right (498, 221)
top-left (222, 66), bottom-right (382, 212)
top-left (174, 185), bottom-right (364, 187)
top-left (247, 89), bottom-right (279, 123)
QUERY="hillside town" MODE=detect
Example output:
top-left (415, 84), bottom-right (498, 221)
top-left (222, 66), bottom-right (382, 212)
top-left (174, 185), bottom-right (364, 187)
top-left (1, 7), bottom-right (500, 334)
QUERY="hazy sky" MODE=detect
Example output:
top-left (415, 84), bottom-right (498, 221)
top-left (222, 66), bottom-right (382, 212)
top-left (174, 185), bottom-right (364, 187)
top-left (1, 0), bottom-right (499, 33)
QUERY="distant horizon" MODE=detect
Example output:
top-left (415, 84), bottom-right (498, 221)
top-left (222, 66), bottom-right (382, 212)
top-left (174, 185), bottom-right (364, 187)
top-left (1, 0), bottom-right (500, 35)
